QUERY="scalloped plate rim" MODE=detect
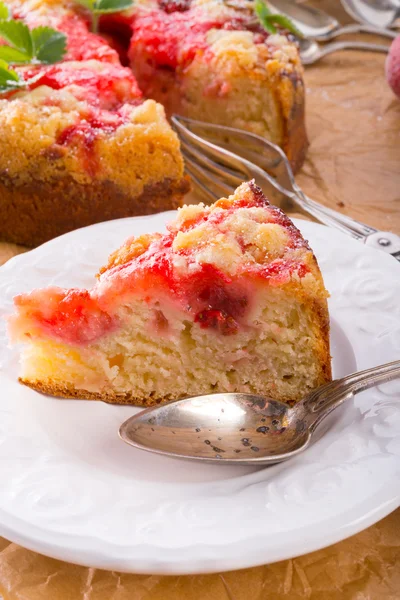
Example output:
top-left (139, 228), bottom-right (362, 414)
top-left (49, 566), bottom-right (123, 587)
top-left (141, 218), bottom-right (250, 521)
top-left (0, 212), bottom-right (398, 575)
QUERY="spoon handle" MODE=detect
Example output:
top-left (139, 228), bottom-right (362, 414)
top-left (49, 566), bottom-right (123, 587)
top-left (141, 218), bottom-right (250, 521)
top-left (335, 359), bottom-right (400, 394)
top-left (305, 360), bottom-right (400, 427)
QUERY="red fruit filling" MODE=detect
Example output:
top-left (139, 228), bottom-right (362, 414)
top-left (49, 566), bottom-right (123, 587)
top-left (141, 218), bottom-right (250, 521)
top-left (13, 185), bottom-right (311, 345)
top-left (22, 63), bottom-right (141, 109)
top-left (59, 15), bottom-right (119, 63)
top-left (158, 0), bottom-right (192, 14)
top-left (54, 110), bottom-right (128, 176)
top-left (130, 5), bottom-right (271, 71)
top-left (14, 289), bottom-right (116, 345)
top-left (195, 309), bottom-right (239, 336)
top-left (130, 10), bottom-right (222, 69)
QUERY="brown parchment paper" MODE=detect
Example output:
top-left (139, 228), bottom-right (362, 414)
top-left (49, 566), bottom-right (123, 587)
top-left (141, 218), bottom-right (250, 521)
top-left (0, 507), bottom-right (399, 599)
top-left (0, 1), bottom-right (399, 598)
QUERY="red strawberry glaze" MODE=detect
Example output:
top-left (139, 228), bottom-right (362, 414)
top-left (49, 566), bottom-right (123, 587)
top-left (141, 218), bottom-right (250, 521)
top-left (130, 6), bottom-right (270, 70)
top-left (158, 0), bottom-right (192, 13)
top-left (21, 63), bottom-right (141, 108)
top-left (130, 8), bottom-right (230, 69)
top-left (54, 108), bottom-right (130, 176)
top-left (59, 15), bottom-right (120, 63)
top-left (12, 289), bottom-right (117, 345)
top-left (12, 187), bottom-right (311, 345)
top-left (8, 7), bottom-right (119, 63)
top-left (195, 309), bottom-right (239, 335)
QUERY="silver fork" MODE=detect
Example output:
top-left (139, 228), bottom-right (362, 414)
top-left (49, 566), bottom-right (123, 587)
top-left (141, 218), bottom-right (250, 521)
top-left (298, 38), bottom-right (389, 64)
top-left (171, 115), bottom-right (400, 261)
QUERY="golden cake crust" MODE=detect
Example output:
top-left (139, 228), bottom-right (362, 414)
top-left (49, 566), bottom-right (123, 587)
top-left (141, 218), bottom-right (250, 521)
top-left (19, 378), bottom-right (171, 406)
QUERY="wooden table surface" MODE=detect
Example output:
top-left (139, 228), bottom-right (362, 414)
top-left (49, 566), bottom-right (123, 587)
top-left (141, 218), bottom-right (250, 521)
top-left (0, 1), bottom-right (399, 598)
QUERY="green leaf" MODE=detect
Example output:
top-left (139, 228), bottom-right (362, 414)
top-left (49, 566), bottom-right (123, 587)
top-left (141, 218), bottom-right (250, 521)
top-left (0, 58), bottom-right (21, 92)
top-left (0, 20), bottom-right (33, 57)
top-left (31, 26), bottom-right (67, 63)
top-left (266, 14), bottom-right (304, 38)
top-left (0, 58), bottom-right (18, 79)
top-left (261, 19), bottom-right (277, 34)
top-left (94, 0), bottom-right (133, 13)
top-left (254, 0), bottom-right (272, 22)
top-left (0, 45), bottom-right (31, 62)
top-left (74, 0), bottom-right (95, 10)
top-left (254, 0), bottom-right (276, 33)
top-left (0, 0), bottom-right (10, 20)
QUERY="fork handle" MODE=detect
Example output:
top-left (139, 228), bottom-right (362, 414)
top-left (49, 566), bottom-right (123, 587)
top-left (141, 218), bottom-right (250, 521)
top-left (289, 189), bottom-right (376, 239)
top-left (317, 40), bottom-right (390, 59)
top-left (320, 24), bottom-right (397, 40)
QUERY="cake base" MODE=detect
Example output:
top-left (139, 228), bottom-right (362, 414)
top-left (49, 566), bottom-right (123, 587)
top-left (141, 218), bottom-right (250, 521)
top-left (19, 378), bottom-right (169, 406)
top-left (0, 175), bottom-right (190, 247)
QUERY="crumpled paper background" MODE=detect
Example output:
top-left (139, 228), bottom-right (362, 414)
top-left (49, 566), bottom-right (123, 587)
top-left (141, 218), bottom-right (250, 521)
top-left (0, 1), bottom-right (399, 598)
top-left (0, 508), bottom-right (399, 599)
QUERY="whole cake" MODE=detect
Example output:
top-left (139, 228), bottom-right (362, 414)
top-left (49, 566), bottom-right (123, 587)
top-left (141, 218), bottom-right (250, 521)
top-left (9, 182), bottom-right (331, 406)
top-left (0, 0), bottom-right (307, 246)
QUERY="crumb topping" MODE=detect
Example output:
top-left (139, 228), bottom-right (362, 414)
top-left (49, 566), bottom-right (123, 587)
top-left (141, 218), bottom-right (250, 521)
top-left (98, 180), bottom-right (312, 288)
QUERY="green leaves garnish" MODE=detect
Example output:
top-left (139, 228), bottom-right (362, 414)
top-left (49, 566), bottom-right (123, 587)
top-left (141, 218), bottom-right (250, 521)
top-left (0, 1), bottom-right (67, 93)
top-left (0, 57), bottom-right (46, 93)
top-left (92, 0), bottom-right (133, 12)
top-left (0, 57), bottom-right (19, 91)
top-left (74, 0), bottom-right (133, 32)
top-left (0, 21), bottom-right (66, 63)
top-left (31, 26), bottom-right (67, 63)
top-left (255, 0), bottom-right (303, 37)
top-left (0, 21), bottom-right (33, 61)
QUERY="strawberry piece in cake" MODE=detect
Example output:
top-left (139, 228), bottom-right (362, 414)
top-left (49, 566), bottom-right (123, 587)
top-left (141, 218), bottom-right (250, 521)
top-left (10, 182), bottom-right (331, 406)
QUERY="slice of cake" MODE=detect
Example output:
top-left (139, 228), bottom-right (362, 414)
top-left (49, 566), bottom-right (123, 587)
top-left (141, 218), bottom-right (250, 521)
top-left (9, 181), bottom-right (331, 406)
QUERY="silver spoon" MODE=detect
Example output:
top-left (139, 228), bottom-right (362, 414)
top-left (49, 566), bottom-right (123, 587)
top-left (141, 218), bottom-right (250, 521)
top-left (341, 0), bottom-right (400, 29)
top-left (298, 37), bottom-right (389, 64)
top-left (268, 0), bottom-right (396, 40)
top-left (119, 360), bottom-right (400, 466)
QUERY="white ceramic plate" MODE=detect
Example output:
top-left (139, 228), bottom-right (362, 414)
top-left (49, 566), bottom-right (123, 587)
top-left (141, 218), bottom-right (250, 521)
top-left (0, 213), bottom-right (399, 575)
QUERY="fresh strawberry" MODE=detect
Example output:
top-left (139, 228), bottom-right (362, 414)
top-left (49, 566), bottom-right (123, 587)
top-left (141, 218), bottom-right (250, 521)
top-left (386, 35), bottom-right (400, 99)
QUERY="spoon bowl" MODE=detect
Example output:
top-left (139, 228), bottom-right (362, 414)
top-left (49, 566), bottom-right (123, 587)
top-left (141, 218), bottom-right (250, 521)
top-left (120, 361), bottom-right (400, 466)
top-left (120, 393), bottom-right (312, 465)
